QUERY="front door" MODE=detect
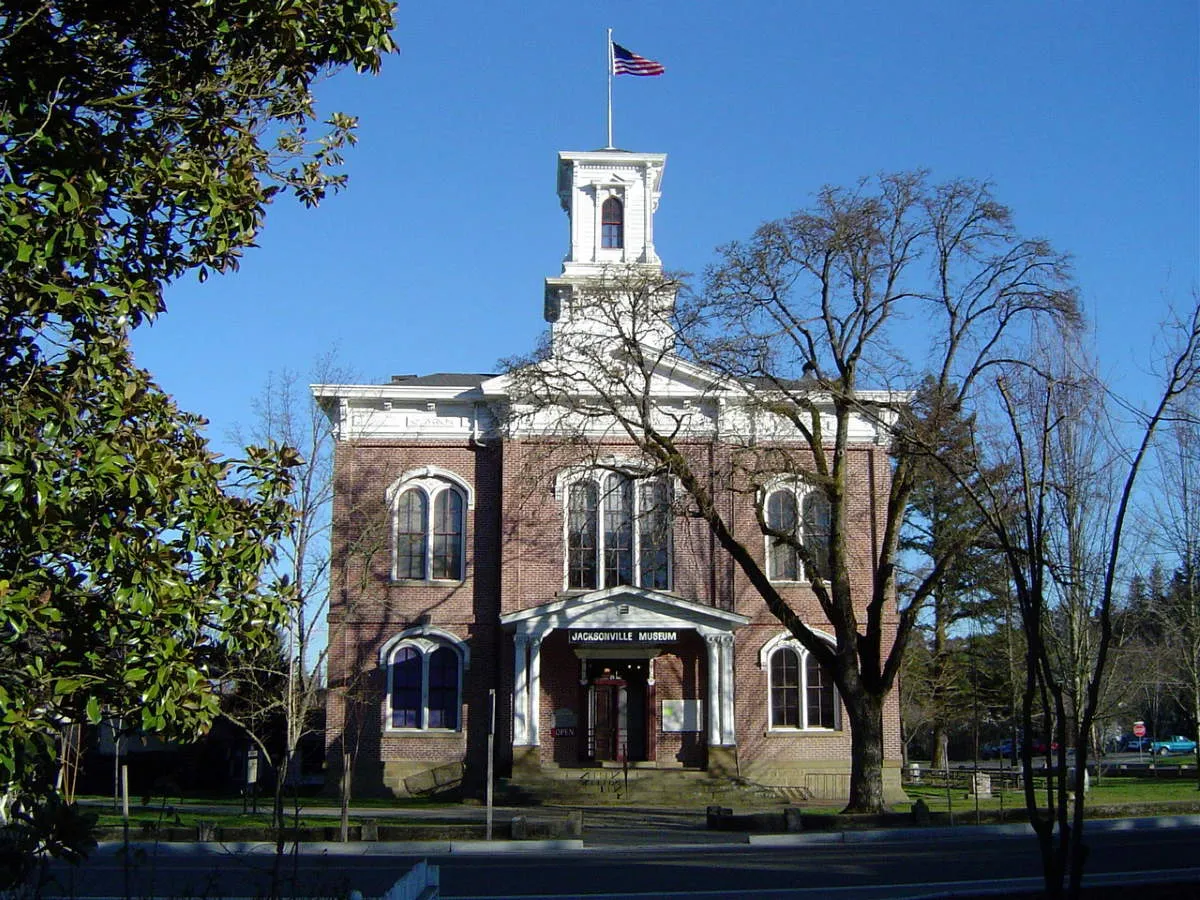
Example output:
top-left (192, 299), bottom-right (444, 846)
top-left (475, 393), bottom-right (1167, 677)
top-left (592, 680), bottom-right (624, 761)
top-left (586, 659), bottom-right (651, 762)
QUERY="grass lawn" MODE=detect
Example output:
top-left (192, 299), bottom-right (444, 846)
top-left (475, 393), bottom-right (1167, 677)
top-left (79, 771), bottom-right (1200, 829)
top-left (901, 774), bottom-right (1200, 818)
top-left (78, 792), bottom-right (460, 830)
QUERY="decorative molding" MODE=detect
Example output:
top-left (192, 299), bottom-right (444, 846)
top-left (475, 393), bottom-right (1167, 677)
top-left (385, 465), bottom-right (475, 510)
top-left (378, 624), bottom-right (470, 670)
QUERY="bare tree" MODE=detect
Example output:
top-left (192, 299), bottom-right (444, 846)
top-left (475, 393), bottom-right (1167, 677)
top-left (1148, 393), bottom-right (1200, 785)
top-left (223, 356), bottom-right (344, 832)
top-left (956, 304), bottom-right (1200, 899)
top-left (505, 172), bottom-right (1078, 813)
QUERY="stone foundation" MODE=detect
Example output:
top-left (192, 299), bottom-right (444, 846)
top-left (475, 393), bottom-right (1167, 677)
top-left (378, 760), bottom-right (465, 798)
top-left (707, 745), bottom-right (739, 778)
top-left (739, 758), bottom-right (908, 804)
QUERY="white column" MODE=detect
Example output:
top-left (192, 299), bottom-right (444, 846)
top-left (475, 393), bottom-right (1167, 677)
top-left (642, 170), bottom-right (653, 263)
top-left (528, 636), bottom-right (543, 746)
top-left (591, 187), bottom-right (602, 263)
top-left (704, 634), bottom-right (721, 746)
top-left (720, 635), bottom-right (737, 746)
top-left (513, 633), bottom-right (529, 745)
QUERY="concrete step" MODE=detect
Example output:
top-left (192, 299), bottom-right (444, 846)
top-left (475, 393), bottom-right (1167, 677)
top-left (499, 768), bottom-right (788, 808)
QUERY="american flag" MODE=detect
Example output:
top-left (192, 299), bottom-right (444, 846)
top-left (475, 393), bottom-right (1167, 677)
top-left (611, 42), bottom-right (665, 77)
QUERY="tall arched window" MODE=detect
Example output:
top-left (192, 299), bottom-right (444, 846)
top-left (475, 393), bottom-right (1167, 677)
top-left (564, 471), bottom-right (672, 590)
top-left (638, 480), bottom-right (672, 590)
top-left (395, 490), bottom-right (429, 580)
top-left (388, 470), bottom-right (470, 582)
top-left (802, 490), bottom-right (831, 579)
top-left (390, 647), bottom-right (423, 728)
top-left (432, 489), bottom-right (464, 580)
top-left (766, 489), bottom-right (799, 581)
top-left (603, 475), bottom-right (634, 586)
top-left (765, 641), bottom-right (840, 731)
top-left (567, 481), bottom-right (599, 589)
top-left (764, 482), bottom-right (831, 582)
top-left (805, 652), bottom-right (836, 729)
top-left (769, 645), bottom-right (801, 728)
top-left (383, 629), bottom-right (468, 732)
top-left (601, 197), bottom-right (624, 249)
top-left (427, 647), bottom-right (461, 729)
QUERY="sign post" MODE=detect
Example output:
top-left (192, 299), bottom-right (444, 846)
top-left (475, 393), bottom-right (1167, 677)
top-left (486, 689), bottom-right (496, 841)
top-left (1133, 721), bottom-right (1146, 760)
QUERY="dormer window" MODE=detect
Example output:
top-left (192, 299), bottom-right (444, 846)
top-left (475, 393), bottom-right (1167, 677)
top-left (601, 197), bottom-right (624, 249)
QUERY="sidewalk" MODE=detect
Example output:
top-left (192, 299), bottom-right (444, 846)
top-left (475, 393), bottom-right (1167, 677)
top-left (86, 799), bottom-right (1200, 852)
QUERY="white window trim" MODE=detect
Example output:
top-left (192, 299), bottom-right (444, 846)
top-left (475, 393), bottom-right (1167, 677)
top-left (560, 469), bottom-right (673, 592)
top-left (380, 626), bottom-right (469, 734)
top-left (760, 632), bottom-right (841, 733)
top-left (593, 183), bottom-right (627, 263)
top-left (386, 467), bottom-right (472, 583)
top-left (760, 477), bottom-right (828, 585)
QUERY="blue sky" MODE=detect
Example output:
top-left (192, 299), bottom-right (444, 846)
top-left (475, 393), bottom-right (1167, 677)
top-left (133, 1), bottom-right (1198, 456)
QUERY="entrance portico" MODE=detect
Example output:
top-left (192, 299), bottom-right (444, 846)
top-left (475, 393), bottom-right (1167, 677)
top-left (500, 587), bottom-right (749, 767)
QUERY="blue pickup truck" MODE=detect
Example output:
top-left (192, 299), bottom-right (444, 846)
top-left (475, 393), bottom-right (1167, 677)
top-left (1150, 735), bottom-right (1198, 755)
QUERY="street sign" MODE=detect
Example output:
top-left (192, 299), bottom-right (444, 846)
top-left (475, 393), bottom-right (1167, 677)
top-left (1133, 721), bottom-right (1146, 737)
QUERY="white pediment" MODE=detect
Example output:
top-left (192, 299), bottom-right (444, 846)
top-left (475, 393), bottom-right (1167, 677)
top-left (499, 585), bottom-right (749, 640)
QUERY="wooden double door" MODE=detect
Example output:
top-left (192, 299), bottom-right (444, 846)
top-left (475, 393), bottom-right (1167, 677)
top-left (586, 660), bottom-right (653, 762)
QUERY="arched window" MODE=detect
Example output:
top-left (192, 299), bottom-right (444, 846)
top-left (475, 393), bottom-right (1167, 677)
top-left (638, 480), bottom-right (672, 590)
top-left (766, 489), bottom-right (799, 581)
top-left (390, 647), bottom-right (423, 728)
top-left (383, 629), bottom-right (467, 732)
top-left (427, 647), bottom-right (460, 729)
top-left (601, 197), bottom-right (624, 249)
top-left (388, 471), bottom-right (469, 582)
top-left (567, 481), bottom-right (599, 589)
top-left (564, 471), bottom-right (672, 590)
top-left (603, 475), bottom-right (633, 586)
top-left (769, 645), bottom-right (801, 728)
top-left (764, 482), bottom-right (830, 582)
top-left (802, 490), bottom-right (831, 580)
top-left (805, 652), bottom-right (836, 729)
top-left (395, 490), bottom-right (429, 580)
top-left (432, 489), bottom-right (464, 580)
top-left (765, 641), bottom-right (840, 731)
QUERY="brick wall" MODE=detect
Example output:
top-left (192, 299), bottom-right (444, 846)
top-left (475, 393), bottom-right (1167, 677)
top-left (325, 429), bottom-right (904, 796)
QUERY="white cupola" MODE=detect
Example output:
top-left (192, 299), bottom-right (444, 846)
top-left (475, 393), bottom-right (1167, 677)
top-left (544, 149), bottom-right (674, 351)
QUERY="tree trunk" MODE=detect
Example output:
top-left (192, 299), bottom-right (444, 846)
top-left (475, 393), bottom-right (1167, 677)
top-left (931, 597), bottom-right (950, 770)
top-left (932, 725), bottom-right (949, 770)
top-left (339, 750), bottom-right (352, 842)
top-left (843, 691), bottom-right (887, 814)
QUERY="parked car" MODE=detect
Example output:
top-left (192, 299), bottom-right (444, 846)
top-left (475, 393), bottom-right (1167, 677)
top-left (1122, 735), bottom-right (1152, 752)
top-left (1028, 738), bottom-right (1060, 754)
top-left (1150, 735), bottom-right (1198, 755)
top-left (980, 736), bottom-right (1061, 758)
top-left (981, 739), bottom-right (1015, 760)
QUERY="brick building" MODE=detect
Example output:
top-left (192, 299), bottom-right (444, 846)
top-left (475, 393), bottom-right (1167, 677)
top-left (316, 146), bottom-right (904, 802)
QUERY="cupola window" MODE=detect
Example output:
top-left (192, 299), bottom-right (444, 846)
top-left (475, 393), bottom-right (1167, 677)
top-left (601, 197), bottom-right (624, 249)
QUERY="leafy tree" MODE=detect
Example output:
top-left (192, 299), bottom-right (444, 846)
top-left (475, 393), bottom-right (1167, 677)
top-left (900, 380), bottom-right (1008, 767)
top-left (0, 0), bottom-right (395, 879)
top-left (507, 172), bottom-right (1078, 813)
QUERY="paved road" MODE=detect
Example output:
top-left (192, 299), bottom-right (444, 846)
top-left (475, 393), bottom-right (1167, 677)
top-left (40, 819), bottom-right (1200, 899)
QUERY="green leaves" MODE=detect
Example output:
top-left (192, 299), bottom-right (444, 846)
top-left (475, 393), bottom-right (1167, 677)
top-left (0, 0), bottom-right (392, 880)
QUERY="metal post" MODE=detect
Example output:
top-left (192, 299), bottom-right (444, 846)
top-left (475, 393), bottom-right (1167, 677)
top-left (606, 29), bottom-right (614, 149)
top-left (486, 689), bottom-right (496, 841)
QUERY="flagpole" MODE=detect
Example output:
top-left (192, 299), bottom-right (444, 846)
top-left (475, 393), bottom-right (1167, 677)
top-left (606, 28), bottom-right (614, 149)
